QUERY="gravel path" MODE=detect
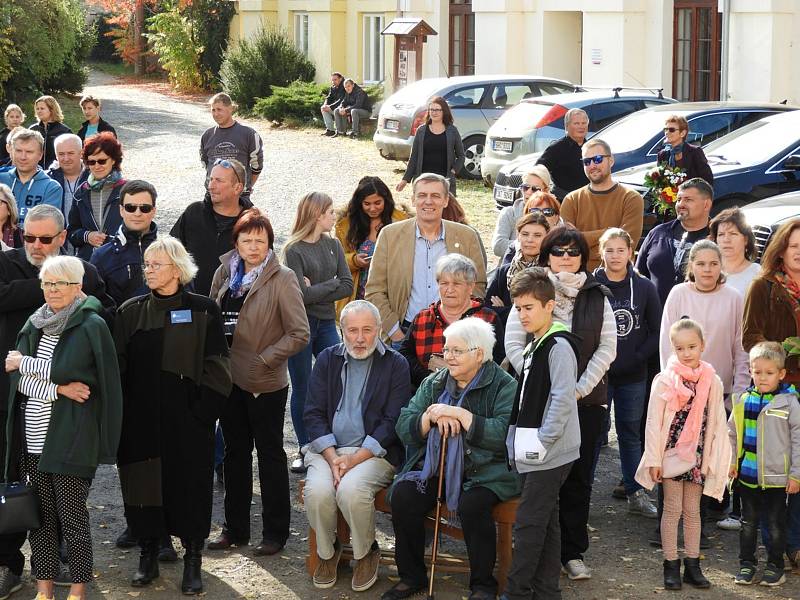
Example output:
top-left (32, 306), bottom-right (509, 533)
top-left (30, 71), bottom-right (799, 599)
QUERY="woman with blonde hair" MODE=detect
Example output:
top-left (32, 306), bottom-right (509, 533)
top-left (0, 183), bottom-right (21, 249)
top-left (491, 164), bottom-right (552, 258)
top-left (285, 191), bottom-right (353, 472)
top-left (29, 95), bottom-right (72, 169)
top-left (0, 104), bottom-right (26, 164)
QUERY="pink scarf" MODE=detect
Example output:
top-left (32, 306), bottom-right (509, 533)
top-left (662, 356), bottom-right (715, 462)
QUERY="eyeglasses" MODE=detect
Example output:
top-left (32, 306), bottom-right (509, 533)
top-left (213, 158), bottom-right (243, 183)
top-left (428, 108), bottom-right (443, 113)
top-left (122, 204), bottom-right (154, 214)
top-left (528, 207), bottom-right (556, 217)
top-left (23, 234), bottom-right (60, 244)
top-left (142, 261), bottom-right (173, 271)
top-left (86, 158), bottom-right (109, 166)
top-left (519, 184), bottom-right (541, 192)
top-left (664, 127), bottom-right (680, 133)
top-left (581, 155), bottom-right (611, 166)
top-left (550, 246), bottom-right (582, 257)
top-left (441, 347), bottom-right (477, 358)
top-left (40, 281), bottom-right (80, 291)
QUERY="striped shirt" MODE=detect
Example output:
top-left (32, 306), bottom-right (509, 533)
top-left (17, 334), bottom-right (60, 454)
top-left (738, 387), bottom-right (784, 488)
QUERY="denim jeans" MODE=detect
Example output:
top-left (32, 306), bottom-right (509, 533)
top-left (593, 381), bottom-right (646, 496)
top-left (739, 484), bottom-right (787, 568)
top-left (287, 316), bottom-right (341, 447)
top-left (762, 490), bottom-right (800, 555)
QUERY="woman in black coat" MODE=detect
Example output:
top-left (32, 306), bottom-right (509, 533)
top-left (29, 96), bottom-right (72, 168)
top-left (657, 115), bottom-right (713, 185)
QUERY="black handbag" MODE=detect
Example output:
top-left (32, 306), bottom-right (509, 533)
top-left (0, 478), bottom-right (40, 534)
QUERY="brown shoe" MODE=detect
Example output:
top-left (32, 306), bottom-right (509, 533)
top-left (253, 539), bottom-right (284, 556)
top-left (313, 541), bottom-right (342, 589)
top-left (352, 542), bottom-right (380, 592)
top-left (207, 532), bottom-right (248, 550)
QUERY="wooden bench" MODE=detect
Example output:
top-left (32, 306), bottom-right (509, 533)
top-left (297, 480), bottom-right (519, 592)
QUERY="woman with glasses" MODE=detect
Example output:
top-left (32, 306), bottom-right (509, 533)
top-left (5, 255), bottom-right (121, 600)
top-left (383, 317), bottom-right (519, 600)
top-left (67, 131), bottom-right (126, 260)
top-left (657, 115), bottom-right (713, 185)
top-left (114, 236), bottom-right (232, 595)
top-left (499, 190), bottom-right (562, 266)
top-left (399, 253), bottom-right (502, 388)
top-left (491, 165), bottom-right (552, 258)
top-left (396, 96), bottom-right (465, 196)
top-left (0, 182), bottom-right (22, 249)
top-left (504, 224), bottom-right (616, 581)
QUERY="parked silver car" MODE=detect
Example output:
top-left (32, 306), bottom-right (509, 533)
top-left (373, 75), bottom-right (577, 179)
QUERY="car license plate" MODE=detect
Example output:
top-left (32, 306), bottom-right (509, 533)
top-left (494, 186), bottom-right (516, 203)
top-left (385, 119), bottom-right (400, 131)
top-left (492, 140), bottom-right (513, 152)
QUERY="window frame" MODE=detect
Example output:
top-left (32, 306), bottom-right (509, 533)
top-left (294, 12), bottom-right (310, 58)
top-left (672, 0), bottom-right (721, 101)
top-left (362, 13), bottom-right (385, 84)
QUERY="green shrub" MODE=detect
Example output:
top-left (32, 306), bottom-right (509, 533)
top-left (252, 81), bottom-right (327, 123)
top-left (90, 12), bottom-right (121, 63)
top-left (220, 25), bottom-right (315, 110)
top-left (147, 6), bottom-right (204, 90)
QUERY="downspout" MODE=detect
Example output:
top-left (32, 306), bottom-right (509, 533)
top-left (720, 0), bottom-right (731, 100)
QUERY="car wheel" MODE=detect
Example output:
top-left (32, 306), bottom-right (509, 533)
top-left (459, 135), bottom-right (485, 180)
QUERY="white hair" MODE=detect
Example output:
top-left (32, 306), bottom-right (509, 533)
top-left (436, 253), bottom-right (477, 283)
top-left (443, 317), bottom-right (495, 364)
top-left (144, 235), bottom-right (198, 285)
top-left (564, 108), bottom-right (588, 129)
top-left (39, 255), bottom-right (84, 284)
top-left (340, 299), bottom-right (381, 328)
top-left (54, 133), bottom-right (82, 152)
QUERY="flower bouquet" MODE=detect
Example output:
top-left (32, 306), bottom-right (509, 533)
top-left (643, 164), bottom-right (687, 217)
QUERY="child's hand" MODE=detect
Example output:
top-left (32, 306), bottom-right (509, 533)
top-left (649, 466), bottom-right (662, 483)
top-left (787, 479), bottom-right (800, 495)
top-left (728, 467), bottom-right (737, 480)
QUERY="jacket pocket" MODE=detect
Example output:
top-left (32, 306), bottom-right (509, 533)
top-left (249, 354), bottom-right (276, 387)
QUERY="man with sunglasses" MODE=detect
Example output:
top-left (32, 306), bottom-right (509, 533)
top-left (561, 138), bottom-right (643, 271)
top-left (90, 180), bottom-right (158, 306)
top-left (0, 204), bottom-right (114, 598)
top-left (171, 158), bottom-right (253, 296)
top-left (536, 108), bottom-right (589, 200)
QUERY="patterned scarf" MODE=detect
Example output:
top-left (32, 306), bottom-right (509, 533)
top-left (87, 169), bottom-right (122, 191)
top-left (29, 294), bottom-right (86, 336)
top-left (228, 250), bottom-right (271, 299)
top-left (775, 271), bottom-right (800, 313)
top-left (548, 270), bottom-right (587, 322)
top-left (665, 142), bottom-right (685, 167)
top-left (662, 356), bottom-right (716, 463)
top-left (506, 246), bottom-right (538, 288)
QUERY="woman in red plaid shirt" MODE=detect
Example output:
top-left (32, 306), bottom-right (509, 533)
top-left (399, 253), bottom-right (504, 387)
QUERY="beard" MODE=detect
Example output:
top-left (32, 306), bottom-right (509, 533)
top-left (345, 337), bottom-right (380, 360)
top-left (24, 247), bottom-right (48, 267)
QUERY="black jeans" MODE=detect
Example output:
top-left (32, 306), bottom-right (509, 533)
top-left (739, 484), bottom-right (787, 569)
top-left (560, 404), bottom-right (606, 564)
top-left (220, 385), bottom-right (290, 545)
top-left (390, 479), bottom-right (500, 593)
top-left (505, 462), bottom-right (573, 600)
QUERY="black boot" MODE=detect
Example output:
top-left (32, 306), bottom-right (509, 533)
top-left (683, 557), bottom-right (710, 588)
top-left (159, 535), bottom-right (178, 562)
top-left (132, 538), bottom-right (160, 587)
top-left (663, 559), bottom-right (681, 590)
top-left (181, 540), bottom-right (204, 595)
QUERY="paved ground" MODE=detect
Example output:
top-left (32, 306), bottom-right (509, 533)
top-left (21, 71), bottom-right (800, 599)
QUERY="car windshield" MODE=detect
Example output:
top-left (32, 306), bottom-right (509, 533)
top-left (703, 117), bottom-right (799, 165)
top-left (594, 111), bottom-right (675, 152)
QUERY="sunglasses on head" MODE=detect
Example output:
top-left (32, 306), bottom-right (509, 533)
top-left (581, 155), bottom-right (610, 166)
top-left (23, 234), bottom-right (59, 244)
top-left (664, 127), bottom-right (680, 133)
top-left (550, 246), bottom-right (582, 257)
top-left (122, 203), bottom-right (154, 214)
top-left (519, 184), bottom-right (541, 192)
top-left (213, 158), bottom-right (242, 183)
top-left (528, 207), bottom-right (556, 217)
top-left (86, 158), bottom-right (109, 166)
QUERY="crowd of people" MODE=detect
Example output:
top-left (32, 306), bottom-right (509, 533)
top-left (0, 85), bottom-right (798, 600)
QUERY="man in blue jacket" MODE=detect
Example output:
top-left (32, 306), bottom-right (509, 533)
top-left (302, 300), bottom-right (412, 593)
top-left (0, 129), bottom-right (62, 223)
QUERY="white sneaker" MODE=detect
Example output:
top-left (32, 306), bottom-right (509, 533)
top-left (562, 559), bottom-right (592, 580)
top-left (628, 489), bottom-right (658, 518)
top-left (717, 516), bottom-right (742, 531)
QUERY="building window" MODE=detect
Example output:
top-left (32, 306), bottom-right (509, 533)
top-left (363, 14), bottom-right (385, 83)
top-left (672, 0), bottom-right (721, 101)
top-left (294, 13), bottom-right (310, 58)
top-left (449, 0), bottom-right (474, 76)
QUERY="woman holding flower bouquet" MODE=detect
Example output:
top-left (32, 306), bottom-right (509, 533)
top-left (657, 115), bottom-right (713, 186)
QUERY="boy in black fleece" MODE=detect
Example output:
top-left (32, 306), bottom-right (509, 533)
top-left (503, 267), bottom-right (580, 600)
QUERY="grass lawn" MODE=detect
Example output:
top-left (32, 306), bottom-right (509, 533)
top-left (87, 60), bottom-right (134, 78)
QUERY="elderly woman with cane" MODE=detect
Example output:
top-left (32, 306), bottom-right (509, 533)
top-left (382, 318), bottom-right (519, 600)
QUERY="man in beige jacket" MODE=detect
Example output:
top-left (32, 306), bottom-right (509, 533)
top-left (365, 172), bottom-right (487, 344)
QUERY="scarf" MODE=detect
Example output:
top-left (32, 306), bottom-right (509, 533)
top-left (662, 355), bottom-right (715, 463)
top-left (664, 142), bottom-right (685, 168)
top-left (506, 246), bottom-right (537, 288)
top-left (396, 366), bottom-right (485, 513)
top-left (548, 270), bottom-right (587, 322)
top-left (29, 294), bottom-right (86, 336)
top-left (228, 250), bottom-right (271, 299)
top-left (87, 169), bottom-right (122, 191)
top-left (775, 271), bottom-right (800, 313)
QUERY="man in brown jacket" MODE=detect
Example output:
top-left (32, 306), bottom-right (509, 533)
top-left (365, 173), bottom-right (487, 344)
top-left (561, 139), bottom-right (644, 271)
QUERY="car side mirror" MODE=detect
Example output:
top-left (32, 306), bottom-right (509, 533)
top-left (784, 155), bottom-right (800, 171)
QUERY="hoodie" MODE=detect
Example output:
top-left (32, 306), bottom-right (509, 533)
top-left (594, 264), bottom-right (662, 385)
top-left (0, 167), bottom-right (63, 222)
top-left (90, 222), bottom-right (158, 305)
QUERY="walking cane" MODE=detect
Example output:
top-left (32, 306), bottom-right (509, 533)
top-left (427, 433), bottom-right (449, 600)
